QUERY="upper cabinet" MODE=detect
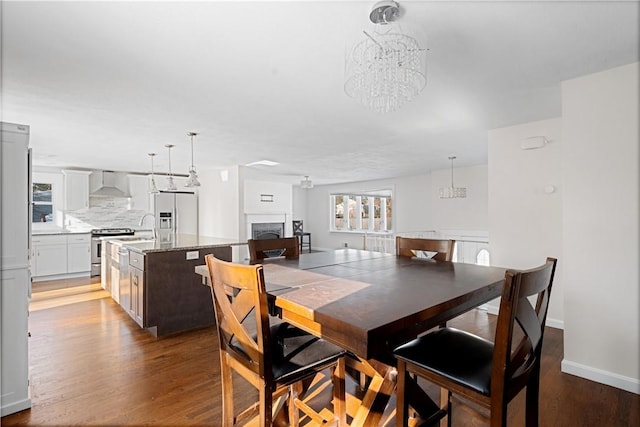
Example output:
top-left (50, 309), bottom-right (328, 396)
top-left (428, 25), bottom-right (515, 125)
top-left (128, 174), bottom-right (151, 212)
top-left (62, 170), bottom-right (91, 211)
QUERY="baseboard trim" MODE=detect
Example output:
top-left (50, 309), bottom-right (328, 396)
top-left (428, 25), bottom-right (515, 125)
top-left (1, 397), bottom-right (32, 416)
top-left (561, 359), bottom-right (640, 395)
top-left (32, 272), bottom-right (90, 282)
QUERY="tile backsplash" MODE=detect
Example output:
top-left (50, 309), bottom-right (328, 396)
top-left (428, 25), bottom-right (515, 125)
top-left (65, 196), bottom-right (148, 230)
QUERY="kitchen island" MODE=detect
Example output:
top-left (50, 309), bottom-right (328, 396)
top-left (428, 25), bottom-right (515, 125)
top-left (114, 234), bottom-right (244, 337)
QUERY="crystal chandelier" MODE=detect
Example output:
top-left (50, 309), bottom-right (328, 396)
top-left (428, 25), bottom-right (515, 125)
top-left (148, 153), bottom-right (159, 194)
top-left (345, 1), bottom-right (426, 113)
top-left (300, 176), bottom-right (314, 189)
top-left (164, 144), bottom-right (177, 191)
top-left (439, 156), bottom-right (467, 199)
top-left (185, 131), bottom-right (201, 187)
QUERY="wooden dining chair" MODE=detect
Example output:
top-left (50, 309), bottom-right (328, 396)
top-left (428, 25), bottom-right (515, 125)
top-left (248, 236), bottom-right (300, 264)
top-left (394, 257), bottom-right (557, 427)
top-left (205, 255), bottom-right (347, 427)
top-left (396, 236), bottom-right (456, 328)
top-left (395, 236), bottom-right (455, 262)
top-left (292, 220), bottom-right (312, 253)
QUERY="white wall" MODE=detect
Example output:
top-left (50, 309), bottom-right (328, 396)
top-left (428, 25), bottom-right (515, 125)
top-left (561, 62), bottom-right (639, 393)
top-left (305, 170), bottom-right (488, 250)
top-left (198, 167), bottom-right (241, 240)
top-left (292, 186), bottom-right (307, 224)
top-left (488, 118), bottom-right (564, 328)
top-left (431, 164), bottom-right (488, 232)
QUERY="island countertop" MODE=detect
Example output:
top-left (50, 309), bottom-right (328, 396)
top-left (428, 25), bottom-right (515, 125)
top-left (122, 234), bottom-right (246, 254)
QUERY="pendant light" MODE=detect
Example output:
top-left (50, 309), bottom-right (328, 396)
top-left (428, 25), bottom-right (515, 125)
top-left (300, 176), bottom-right (314, 189)
top-left (439, 156), bottom-right (467, 199)
top-left (185, 131), bottom-right (201, 187)
top-left (148, 153), bottom-right (159, 194)
top-left (165, 144), bottom-right (177, 191)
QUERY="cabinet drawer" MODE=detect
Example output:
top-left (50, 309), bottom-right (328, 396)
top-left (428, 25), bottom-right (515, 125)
top-left (129, 251), bottom-right (145, 270)
top-left (67, 233), bottom-right (91, 243)
top-left (32, 234), bottom-right (67, 245)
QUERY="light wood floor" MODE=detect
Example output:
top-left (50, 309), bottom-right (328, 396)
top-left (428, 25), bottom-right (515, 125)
top-left (2, 277), bottom-right (638, 426)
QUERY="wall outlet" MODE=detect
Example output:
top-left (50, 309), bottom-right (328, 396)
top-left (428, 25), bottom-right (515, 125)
top-left (344, 242), bottom-right (348, 248)
top-left (186, 250), bottom-right (199, 260)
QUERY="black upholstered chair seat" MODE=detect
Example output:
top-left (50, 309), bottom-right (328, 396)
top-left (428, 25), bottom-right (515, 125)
top-left (270, 323), bottom-right (347, 385)
top-left (394, 327), bottom-right (494, 396)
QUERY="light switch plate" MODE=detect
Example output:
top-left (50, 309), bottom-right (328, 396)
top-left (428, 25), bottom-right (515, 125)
top-left (186, 251), bottom-right (199, 260)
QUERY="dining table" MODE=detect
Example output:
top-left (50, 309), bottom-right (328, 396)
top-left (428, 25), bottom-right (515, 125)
top-left (195, 248), bottom-right (507, 426)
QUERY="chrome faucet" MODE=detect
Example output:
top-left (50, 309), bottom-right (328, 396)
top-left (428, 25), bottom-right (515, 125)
top-left (138, 213), bottom-right (157, 240)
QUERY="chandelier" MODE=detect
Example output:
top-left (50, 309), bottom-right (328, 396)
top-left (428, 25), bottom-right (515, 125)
top-left (300, 176), bottom-right (314, 189)
top-left (439, 156), bottom-right (467, 199)
top-left (344, 1), bottom-right (426, 113)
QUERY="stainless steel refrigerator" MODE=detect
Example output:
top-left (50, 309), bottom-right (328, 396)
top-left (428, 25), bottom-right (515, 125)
top-left (150, 190), bottom-right (198, 240)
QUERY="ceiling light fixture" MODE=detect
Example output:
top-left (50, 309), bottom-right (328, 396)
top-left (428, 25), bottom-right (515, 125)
top-left (245, 160), bottom-right (280, 167)
top-left (165, 144), bottom-right (177, 191)
top-left (148, 152), bottom-right (159, 194)
top-left (185, 132), bottom-right (201, 187)
top-left (439, 156), bottom-right (466, 199)
top-left (300, 176), bottom-right (314, 189)
top-left (345, 0), bottom-right (426, 113)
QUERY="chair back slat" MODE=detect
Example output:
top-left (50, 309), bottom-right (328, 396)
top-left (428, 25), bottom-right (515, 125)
top-left (395, 236), bottom-right (455, 262)
top-left (248, 237), bottom-right (300, 263)
top-left (492, 257), bottom-right (557, 397)
top-left (206, 255), bottom-right (273, 380)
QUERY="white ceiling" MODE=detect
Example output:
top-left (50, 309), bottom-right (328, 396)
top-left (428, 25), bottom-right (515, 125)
top-left (3, 1), bottom-right (638, 185)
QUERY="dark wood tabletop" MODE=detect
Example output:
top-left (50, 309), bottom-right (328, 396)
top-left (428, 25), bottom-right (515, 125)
top-left (261, 249), bottom-right (507, 361)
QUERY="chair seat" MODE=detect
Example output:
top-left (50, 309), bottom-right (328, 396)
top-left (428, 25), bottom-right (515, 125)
top-left (270, 323), bottom-right (346, 386)
top-left (394, 327), bottom-right (494, 396)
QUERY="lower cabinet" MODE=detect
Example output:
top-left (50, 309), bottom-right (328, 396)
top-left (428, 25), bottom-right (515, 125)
top-left (67, 234), bottom-right (91, 273)
top-left (32, 235), bottom-right (67, 277)
top-left (32, 233), bottom-right (91, 278)
top-left (129, 251), bottom-right (145, 327)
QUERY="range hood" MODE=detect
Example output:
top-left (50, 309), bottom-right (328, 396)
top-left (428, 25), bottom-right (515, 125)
top-left (90, 171), bottom-right (131, 198)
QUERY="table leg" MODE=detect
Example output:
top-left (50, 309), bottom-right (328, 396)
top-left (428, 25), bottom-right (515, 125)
top-left (347, 357), bottom-right (397, 427)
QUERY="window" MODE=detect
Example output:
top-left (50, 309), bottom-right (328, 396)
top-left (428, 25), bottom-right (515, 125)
top-left (331, 190), bottom-right (392, 233)
top-left (33, 183), bottom-right (54, 223)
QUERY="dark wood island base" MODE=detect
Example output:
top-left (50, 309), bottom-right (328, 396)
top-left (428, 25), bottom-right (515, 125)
top-left (144, 246), bottom-right (231, 337)
top-left (115, 234), bottom-right (241, 337)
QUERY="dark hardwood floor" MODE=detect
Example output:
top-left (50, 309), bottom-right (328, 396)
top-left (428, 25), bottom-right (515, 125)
top-left (2, 277), bottom-right (638, 426)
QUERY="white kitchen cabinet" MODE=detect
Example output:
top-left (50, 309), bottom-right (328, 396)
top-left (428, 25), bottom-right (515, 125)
top-left (67, 233), bottom-right (91, 273)
top-left (32, 235), bottom-right (67, 277)
top-left (62, 170), bottom-right (91, 211)
top-left (1, 122), bottom-right (31, 416)
top-left (32, 233), bottom-right (91, 278)
top-left (127, 174), bottom-right (151, 212)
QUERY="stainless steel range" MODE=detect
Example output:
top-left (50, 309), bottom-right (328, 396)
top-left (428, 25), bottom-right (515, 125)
top-left (90, 228), bottom-right (135, 276)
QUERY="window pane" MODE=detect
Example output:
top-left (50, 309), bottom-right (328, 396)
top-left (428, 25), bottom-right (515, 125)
top-left (385, 196), bottom-right (392, 231)
top-left (334, 195), bottom-right (344, 230)
top-left (347, 196), bottom-right (357, 230)
top-left (330, 191), bottom-right (393, 233)
top-left (33, 183), bottom-right (52, 202)
top-left (371, 197), bottom-right (380, 231)
top-left (361, 197), bottom-right (369, 230)
top-left (33, 204), bottom-right (53, 223)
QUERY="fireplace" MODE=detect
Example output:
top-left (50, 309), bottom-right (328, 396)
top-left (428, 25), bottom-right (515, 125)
top-left (251, 222), bottom-right (284, 240)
